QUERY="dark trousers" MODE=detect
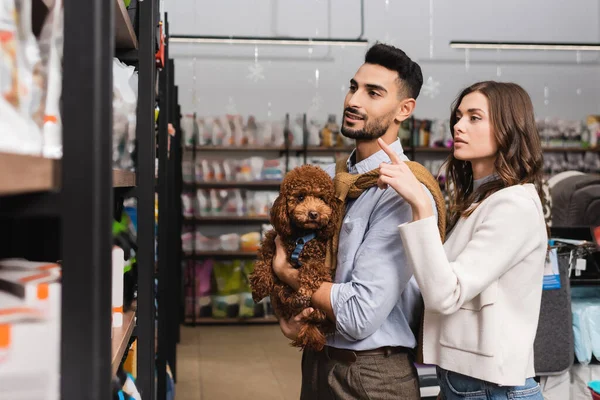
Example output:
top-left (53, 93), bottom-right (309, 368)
top-left (300, 348), bottom-right (420, 400)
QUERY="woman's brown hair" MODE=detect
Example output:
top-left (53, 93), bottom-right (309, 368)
top-left (445, 81), bottom-right (545, 232)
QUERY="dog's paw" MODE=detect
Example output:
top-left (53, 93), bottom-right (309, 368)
top-left (290, 294), bottom-right (311, 309)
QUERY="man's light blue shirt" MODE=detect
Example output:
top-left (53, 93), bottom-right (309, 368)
top-left (323, 139), bottom-right (433, 351)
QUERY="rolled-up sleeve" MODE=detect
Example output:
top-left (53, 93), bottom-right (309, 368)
top-left (330, 185), bottom-right (437, 341)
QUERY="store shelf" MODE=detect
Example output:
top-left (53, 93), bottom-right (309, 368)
top-left (111, 307), bottom-right (137, 376)
top-left (189, 146), bottom-right (286, 152)
top-left (184, 250), bottom-right (258, 259)
top-left (185, 316), bottom-right (278, 325)
top-left (410, 146), bottom-right (600, 153)
top-left (542, 147), bottom-right (600, 153)
top-left (185, 216), bottom-right (271, 224)
top-left (113, 169), bottom-right (136, 188)
top-left (185, 181), bottom-right (281, 189)
top-left (0, 152), bottom-right (60, 196)
top-left (114, 0), bottom-right (138, 50)
top-left (187, 145), bottom-right (354, 153)
top-left (411, 147), bottom-right (451, 153)
top-left (289, 146), bottom-right (354, 153)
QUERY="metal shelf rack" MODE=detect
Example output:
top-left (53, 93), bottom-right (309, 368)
top-left (0, 0), bottom-right (167, 398)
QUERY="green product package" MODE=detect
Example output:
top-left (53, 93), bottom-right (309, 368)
top-left (212, 260), bottom-right (243, 318)
top-left (238, 261), bottom-right (255, 318)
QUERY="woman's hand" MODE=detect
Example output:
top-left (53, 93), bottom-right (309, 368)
top-left (273, 235), bottom-right (300, 290)
top-left (279, 308), bottom-right (314, 340)
top-left (377, 138), bottom-right (434, 221)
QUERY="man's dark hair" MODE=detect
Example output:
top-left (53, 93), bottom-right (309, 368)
top-left (364, 43), bottom-right (423, 99)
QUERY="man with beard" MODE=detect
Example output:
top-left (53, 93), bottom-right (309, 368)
top-left (272, 43), bottom-right (436, 399)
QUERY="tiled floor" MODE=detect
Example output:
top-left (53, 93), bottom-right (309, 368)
top-left (176, 324), bottom-right (302, 400)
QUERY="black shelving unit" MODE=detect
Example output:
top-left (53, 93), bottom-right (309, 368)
top-left (156, 14), bottom-right (171, 400)
top-left (154, 13), bottom-right (185, 397)
top-left (134, 1), bottom-right (159, 399)
top-left (0, 1), bottom-right (161, 399)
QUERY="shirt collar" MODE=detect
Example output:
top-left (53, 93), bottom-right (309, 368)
top-left (345, 139), bottom-right (406, 174)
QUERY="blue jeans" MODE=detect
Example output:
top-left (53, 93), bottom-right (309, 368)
top-left (436, 367), bottom-right (543, 400)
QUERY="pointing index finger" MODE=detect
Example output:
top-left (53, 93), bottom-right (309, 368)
top-left (377, 138), bottom-right (402, 165)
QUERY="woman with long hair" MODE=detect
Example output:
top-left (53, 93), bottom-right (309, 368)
top-left (377, 81), bottom-right (547, 399)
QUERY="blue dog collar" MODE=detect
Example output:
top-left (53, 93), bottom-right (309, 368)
top-left (290, 232), bottom-right (316, 268)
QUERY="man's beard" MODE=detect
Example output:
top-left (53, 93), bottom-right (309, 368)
top-left (340, 108), bottom-right (395, 140)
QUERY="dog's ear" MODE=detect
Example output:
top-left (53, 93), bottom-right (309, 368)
top-left (270, 194), bottom-right (292, 239)
top-left (324, 196), bottom-right (343, 238)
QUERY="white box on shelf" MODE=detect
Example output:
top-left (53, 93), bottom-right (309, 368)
top-left (0, 268), bottom-right (61, 320)
top-left (0, 258), bottom-right (61, 277)
top-left (112, 246), bottom-right (125, 328)
top-left (0, 294), bottom-right (60, 400)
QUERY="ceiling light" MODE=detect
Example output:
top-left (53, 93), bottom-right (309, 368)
top-left (170, 35), bottom-right (369, 47)
top-left (450, 41), bottom-right (600, 51)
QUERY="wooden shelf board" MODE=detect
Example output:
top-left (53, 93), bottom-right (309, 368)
top-left (185, 316), bottom-right (278, 325)
top-left (412, 147), bottom-right (451, 153)
top-left (184, 251), bottom-right (258, 259)
top-left (411, 147), bottom-right (600, 153)
top-left (114, 0), bottom-right (138, 50)
top-left (0, 152), bottom-right (60, 196)
top-left (113, 169), bottom-right (136, 188)
top-left (541, 147), bottom-right (600, 153)
top-left (187, 146), bottom-right (354, 153)
top-left (185, 181), bottom-right (281, 189)
top-left (185, 216), bottom-right (270, 223)
top-left (190, 146), bottom-right (286, 152)
top-left (289, 146), bottom-right (354, 153)
top-left (111, 308), bottom-right (136, 376)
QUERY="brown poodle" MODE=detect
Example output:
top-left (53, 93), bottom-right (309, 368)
top-left (250, 164), bottom-right (342, 351)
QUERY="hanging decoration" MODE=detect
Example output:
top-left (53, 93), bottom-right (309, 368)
top-left (496, 49), bottom-right (502, 77)
top-left (225, 97), bottom-right (238, 114)
top-left (576, 52), bottom-right (582, 96)
top-left (309, 67), bottom-right (323, 114)
top-left (247, 45), bottom-right (265, 82)
top-left (428, 0), bottom-right (434, 59)
top-left (309, 93), bottom-right (324, 115)
top-left (421, 76), bottom-right (441, 99)
top-left (191, 57), bottom-right (198, 109)
top-left (465, 48), bottom-right (471, 72)
top-left (422, 0), bottom-right (440, 99)
top-left (382, 0), bottom-right (396, 45)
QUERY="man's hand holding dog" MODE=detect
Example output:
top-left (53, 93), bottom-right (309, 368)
top-left (272, 236), bottom-right (316, 340)
top-left (272, 236), bottom-right (336, 323)
top-left (279, 307), bottom-right (314, 340)
top-left (272, 236), bottom-right (300, 290)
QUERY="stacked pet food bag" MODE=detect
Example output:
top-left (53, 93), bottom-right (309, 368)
top-left (184, 225), bottom-right (275, 321)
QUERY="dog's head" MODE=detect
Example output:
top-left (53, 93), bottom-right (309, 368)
top-left (270, 165), bottom-right (341, 240)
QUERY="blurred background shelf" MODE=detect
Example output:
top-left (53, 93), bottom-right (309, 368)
top-left (188, 146), bottom-right (286, 152)
top-left (185, 316), bottom-right (278, 325)
top-left (542, 147), bottom-right (600, 153)
top-left (412, 147), bottom-right (451, 153)
top-left (183, 251), bottom-right (258, 259)
top-left (187, 145), bottom-right (354, 153)
top-left (185, 181), bottom-right (281, 189)
top-left (184, 216), bottom-right (271, 224)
